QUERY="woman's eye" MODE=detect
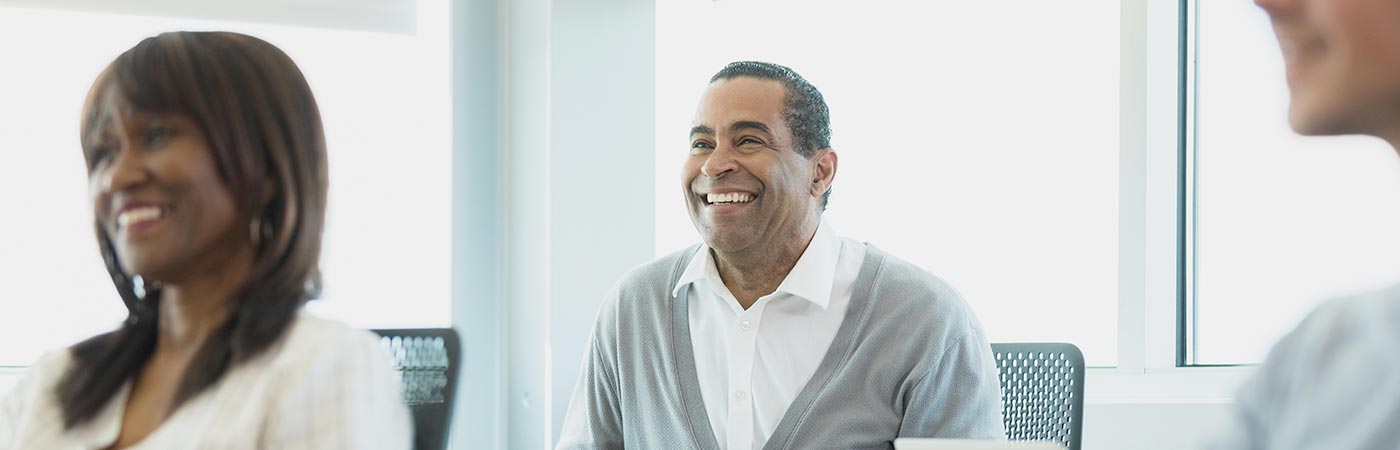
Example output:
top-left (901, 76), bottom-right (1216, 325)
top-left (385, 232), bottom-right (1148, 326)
top-left (88, 147), bottom-right (113, 169)
top-left (147, 126), bottom-right (174, 144)
top-left (692, 141), bottom-right (713, 149)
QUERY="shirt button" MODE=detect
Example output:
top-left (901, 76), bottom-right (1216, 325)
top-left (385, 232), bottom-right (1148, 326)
top-left (735, 391), bottom-right (747, 401)
top-left (739, 321), bottom-right (751, 331)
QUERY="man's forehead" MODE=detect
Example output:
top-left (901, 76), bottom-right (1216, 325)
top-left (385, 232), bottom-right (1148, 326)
top-left (702, 77), bottom-right (787, 104)
top-left (693, 79), bottom-right (788, 134)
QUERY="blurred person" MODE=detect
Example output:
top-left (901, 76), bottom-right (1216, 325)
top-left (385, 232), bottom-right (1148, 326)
top-left (556, 61), bottom-right (1004, 450)
top-left (1213, 0), bottom-right (1400, 449)
top-left (0, 32), bottom-right (410, 449)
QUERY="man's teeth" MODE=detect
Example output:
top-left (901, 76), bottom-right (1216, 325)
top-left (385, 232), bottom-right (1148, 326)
top-left (707, 192), bottom-right (755, 204)
top-left (117, 206), bottom-right (165, 228)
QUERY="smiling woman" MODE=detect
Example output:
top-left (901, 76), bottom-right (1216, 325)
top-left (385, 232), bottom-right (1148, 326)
top-left (0, 32), bottom-right (411, 449)
top-left (0, 5), bottom-right (452, 371)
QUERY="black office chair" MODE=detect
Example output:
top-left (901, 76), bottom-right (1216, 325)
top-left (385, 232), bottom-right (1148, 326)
top-left (990, 342), bottom-right (1085, 450)
top-left (375, 328), bottom-right (461, 450)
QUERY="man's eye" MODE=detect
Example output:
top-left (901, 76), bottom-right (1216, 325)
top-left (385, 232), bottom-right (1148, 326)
top-left (690, 141), bottom-right (716, 156)
top-left (738, 137), bottom-right (761, 146)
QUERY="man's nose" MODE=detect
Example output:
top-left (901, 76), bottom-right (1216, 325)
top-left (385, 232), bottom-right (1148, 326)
top-left (700, 145), bottom-right (739, 179)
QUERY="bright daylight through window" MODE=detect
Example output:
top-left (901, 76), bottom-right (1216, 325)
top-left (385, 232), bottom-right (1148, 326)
top-left (1188, 0), bottom-right (1400, 365)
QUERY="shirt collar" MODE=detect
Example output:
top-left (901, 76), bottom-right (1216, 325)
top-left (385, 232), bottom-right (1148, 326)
top-left (671, 218), bottom-right (842, 310)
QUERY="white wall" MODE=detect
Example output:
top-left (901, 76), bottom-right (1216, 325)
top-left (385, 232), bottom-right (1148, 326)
top-left (1083, 402), bottom-right (1232, 450)
top-left (545, 0), bottom-right (655, 442)
top-left (487, 0), bottom-right (657, 447)
top-left (448, 0), bottom-right (506, 447)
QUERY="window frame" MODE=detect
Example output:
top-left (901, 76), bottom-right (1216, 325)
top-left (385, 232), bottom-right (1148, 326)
top-left (1173, 0), bottom-right (1276, 369)
top-left (1090, 0), bottom-right (1254, 404)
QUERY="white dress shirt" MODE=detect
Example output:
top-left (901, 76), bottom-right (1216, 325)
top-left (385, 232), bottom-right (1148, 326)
top-left (672, 218), bottom-right (867, 450)
top-left (0, 312), bottom-right (411, 450)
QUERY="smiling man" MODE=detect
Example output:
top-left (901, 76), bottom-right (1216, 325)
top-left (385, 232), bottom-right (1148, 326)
top-left (555, 61), bottom-right (1004, 450)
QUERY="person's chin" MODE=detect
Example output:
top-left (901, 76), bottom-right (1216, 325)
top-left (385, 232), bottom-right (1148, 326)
top-left (118, 254), bottom-right (171, 281)
top-left (1288, 109), bottom-right (1323, 135)
top-left (1287, 93), bottom-right (1341, 136)
top-left (1289, 102), bottom-right (1358, 137)
top-left (702, 231), bottom-right (756, 253)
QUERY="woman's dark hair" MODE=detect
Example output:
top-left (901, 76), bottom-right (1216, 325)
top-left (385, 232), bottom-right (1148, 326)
top-left (59, 31), bottom-right (328, 428)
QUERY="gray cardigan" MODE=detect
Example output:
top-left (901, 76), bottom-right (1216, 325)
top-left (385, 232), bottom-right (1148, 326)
top-left (556, 244), bottom-right (1006, 450)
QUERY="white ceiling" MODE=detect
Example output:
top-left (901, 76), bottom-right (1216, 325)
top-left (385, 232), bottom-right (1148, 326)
top-left (0, 0), bottom-right (418, 34)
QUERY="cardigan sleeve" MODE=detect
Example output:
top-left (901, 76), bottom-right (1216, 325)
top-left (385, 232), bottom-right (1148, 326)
top-left (555, 287), bottom-right (625, 450)
top-left (897, 330), bottom-right (1006, 439)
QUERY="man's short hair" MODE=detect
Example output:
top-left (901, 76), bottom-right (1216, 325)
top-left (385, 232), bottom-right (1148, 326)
top-left (709, 61), bottom-right (833, 209)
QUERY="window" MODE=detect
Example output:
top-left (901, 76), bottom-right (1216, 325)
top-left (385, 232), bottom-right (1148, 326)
top-left (654, 1), bottom-right (1121, 366)
top-left (1186, 0), bottom-right (1400, 365)
top-left (0, 4), bottom-right (451, 367)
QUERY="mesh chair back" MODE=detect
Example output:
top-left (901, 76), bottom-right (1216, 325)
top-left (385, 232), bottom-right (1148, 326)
top-left (990, 342), bottom-right (1085, 450)
top-left (376, 328), bottom-right (461, 450)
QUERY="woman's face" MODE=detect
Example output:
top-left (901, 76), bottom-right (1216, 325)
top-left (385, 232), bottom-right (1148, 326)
top-left (85, 89), bottom-right (246, 283)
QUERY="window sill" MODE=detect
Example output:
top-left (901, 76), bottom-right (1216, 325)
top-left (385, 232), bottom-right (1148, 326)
top-left (1084, 366), bottom-right (1254, 404)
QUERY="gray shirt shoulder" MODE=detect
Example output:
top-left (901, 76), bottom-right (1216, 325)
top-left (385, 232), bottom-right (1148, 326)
top-left (1213, 284), bottom-right (1400, 450)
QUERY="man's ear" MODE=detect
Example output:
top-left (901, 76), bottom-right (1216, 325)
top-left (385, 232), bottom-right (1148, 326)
top-left (810, 148), bottom-right (838, 198)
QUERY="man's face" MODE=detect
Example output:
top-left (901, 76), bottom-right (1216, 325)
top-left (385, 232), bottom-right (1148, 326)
top-left (1257, 0), bottom-right (1400, 136)
top-left (683, 77), bottom-right (821, 254)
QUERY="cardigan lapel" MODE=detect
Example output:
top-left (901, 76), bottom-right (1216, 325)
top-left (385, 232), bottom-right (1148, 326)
top-left (671, 245), bottom-right (722, 450)
top-left (667, 244), bottom-right (888, 450)
top-left (760, 244), bottom-right (886, 450)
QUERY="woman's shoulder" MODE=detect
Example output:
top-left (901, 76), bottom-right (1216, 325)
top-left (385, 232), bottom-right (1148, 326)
top-left (283, 312), bottom-right (384, 348)
top-left (257, 312), bottom-right (393, 375)
top-left (18, 350), bottom-right (74, 380)
top-left (3, 350), bottom-right (74, 403)
top-left (1, 350), bottom-right (75, 438)
top-left (245, 313), bottom-right (412, 448)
